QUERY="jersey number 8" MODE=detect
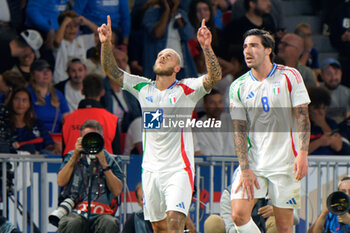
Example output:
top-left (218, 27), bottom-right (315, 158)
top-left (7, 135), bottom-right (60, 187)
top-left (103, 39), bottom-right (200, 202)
top-left (261, 97), bottom-right (270, 112)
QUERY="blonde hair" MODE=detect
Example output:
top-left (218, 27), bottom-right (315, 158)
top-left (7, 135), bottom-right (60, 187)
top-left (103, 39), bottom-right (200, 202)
top-left (30, 74), bottom-right (60, 107)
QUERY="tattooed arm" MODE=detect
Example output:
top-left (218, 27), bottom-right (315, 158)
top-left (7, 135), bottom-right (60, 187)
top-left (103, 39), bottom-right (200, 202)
top-left (197, 19), bottom-right (222, 92)
top-left (98, 16), bottom-right (124, 87)
top-left (232, 120), bottom-right (259, 200)
top-left (232, 120), bottom-right (249, 169)
top-left (293, 103), bottom-right (311, 180)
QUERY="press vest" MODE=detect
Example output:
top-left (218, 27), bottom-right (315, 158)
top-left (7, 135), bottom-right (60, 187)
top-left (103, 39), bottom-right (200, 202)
top-left (62, 108), bottom-right (118, 155)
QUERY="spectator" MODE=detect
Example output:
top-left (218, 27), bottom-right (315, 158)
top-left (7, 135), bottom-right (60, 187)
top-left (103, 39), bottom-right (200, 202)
top-left (101, 76), bottom-right (141, 133)
top-left (319, 58), bottom-right (350, 124)
top-left (7, 87), bottom-right (61, 155)
top-left (222, 0), bottom-right (276, 56)
top-left (193, 89), bottom-right (234, 155)
top-left (11, 46), bottom-right (36, 82)
top-left (308, 86), bottom-right (350, 155)
top-left (55, 58), bottom-right (87, 112)
top-left (0, 71), bottom-right (26, 104)
top-left (230, 0), bottom-right (284, 30)
top-left (128, 0), bottom-right (150, 76)
top-left (214, 46), bottom-right (247, 108)
top-left (86, 31), bottom-right (121, 77)
top-left (62, 73), bottom-right (120, 156)
top-left (277, 33), bottom-right (317, 87)
top-left (28, 59), bottom-right (70, 133)
top-left (204, 214), bottom-right (226, 233)
top-left (212, 0), bottom-right (230, 30)
top-left (123, 117), bottom-right (142, 155)
top-left (339, 117), bottom-right (350, 142)
top-left (122, 182), bottom-right (154, 233)
top-left (142, 0), bottom-right (197, 79)
top-left (53, 10), bottom-right (97, 83)
top-left (72, 0), bottom-right (130, 45)
top-left (128, 0), bottom-right (192, 76)
top-left (0, 29), bottom-right (43, 74)
top-left (188, 0), bottom-right (234, 78)
top-left (0, 0), bottom-right (24, 38)
top-left (25, 0), bottom-right (69, 34)
top-left (56, 120), bottom-right (123, 233)
top-left (327, 0), bottom-right (350, 88)
top-left (86, 31), bottom-right (107, 77)
top-left (188, 0), bottom-right (222, 52)
top-left (294, 23), bottom-right (321, 80)
top-left (308, 176), bottom-right (350, 233)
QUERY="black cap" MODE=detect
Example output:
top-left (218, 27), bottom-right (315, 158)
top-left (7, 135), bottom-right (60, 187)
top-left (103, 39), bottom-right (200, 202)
top-left (30, 59), bottom-right (52, 73)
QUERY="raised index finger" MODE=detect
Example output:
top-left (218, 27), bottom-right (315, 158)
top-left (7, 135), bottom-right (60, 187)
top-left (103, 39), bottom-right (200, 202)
top-left (107, 15), bottom-right (112, 30)
top-left (201, 18), bottom-right (206, 28)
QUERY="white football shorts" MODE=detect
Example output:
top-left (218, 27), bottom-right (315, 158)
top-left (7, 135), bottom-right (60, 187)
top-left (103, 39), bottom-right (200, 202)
top-left (142, 169), bottom-right (194, 222)
top-left (230, 167), bottom-right (300, 209)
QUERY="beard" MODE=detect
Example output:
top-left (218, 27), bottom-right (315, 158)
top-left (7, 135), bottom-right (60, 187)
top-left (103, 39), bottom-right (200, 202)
top-left (254, 7), bottom-right (269, 17)
top-left (153, 64), bottom-right (174, 76)
top-left (324, 81), bottom-right (339, 90)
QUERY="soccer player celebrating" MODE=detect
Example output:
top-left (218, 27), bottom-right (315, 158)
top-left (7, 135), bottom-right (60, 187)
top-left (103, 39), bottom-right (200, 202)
top-left (98, 16), bottom-right (221, 233)
top-left (229, 29), bottom-right (310, 233)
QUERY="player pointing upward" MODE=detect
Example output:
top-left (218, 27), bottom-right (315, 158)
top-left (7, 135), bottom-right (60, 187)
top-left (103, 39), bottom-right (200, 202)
top-left (229, 29), bottom-right (310, 233)
top-left (98, 16), bottom-right (221, 233)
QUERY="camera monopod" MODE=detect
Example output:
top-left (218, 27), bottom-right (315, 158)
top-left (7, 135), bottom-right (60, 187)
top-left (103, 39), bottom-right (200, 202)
top-left (81, 132), bottom-right (104, 233)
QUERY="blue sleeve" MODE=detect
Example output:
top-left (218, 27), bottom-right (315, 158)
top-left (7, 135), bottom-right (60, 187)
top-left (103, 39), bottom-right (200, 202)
top-left (71, 0), bottom-right (89, 15)
top-left (175, 9), bottom-right (195, 41)
top-left (119, 0), bottom-right (131, 38)
top-left (25, 0), bottom-right (53, 32)
top-left (56, 89), bottom-right (70, 114)
top-left (36, 120), bottom-right (54, 147)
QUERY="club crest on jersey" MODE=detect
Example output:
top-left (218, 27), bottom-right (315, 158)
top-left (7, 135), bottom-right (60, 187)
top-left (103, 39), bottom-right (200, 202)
top-left (273, 82), bottom-right (281, 95)
top-left (169, 93), bottom-right (176, 104)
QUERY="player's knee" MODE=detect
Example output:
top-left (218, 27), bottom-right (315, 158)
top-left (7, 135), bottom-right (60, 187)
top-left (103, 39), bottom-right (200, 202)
top-left (231, 211), bottom-right (250, 226)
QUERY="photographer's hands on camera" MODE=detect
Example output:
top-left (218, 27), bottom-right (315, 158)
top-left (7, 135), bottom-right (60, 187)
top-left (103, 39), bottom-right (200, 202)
top-left (72, 137), bottom-right (109, 169)
top-left (338, 212), bottom-right (350, 225)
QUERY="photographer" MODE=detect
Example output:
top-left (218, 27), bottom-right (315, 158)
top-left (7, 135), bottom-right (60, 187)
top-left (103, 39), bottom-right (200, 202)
top-left (56, 120), bottom-right (123, 233)
top-left (308, 176), bottom-right (350, 233)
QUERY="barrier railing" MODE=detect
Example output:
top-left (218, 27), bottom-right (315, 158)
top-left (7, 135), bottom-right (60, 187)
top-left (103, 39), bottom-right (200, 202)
top-left (0, 154), bottom-right (349, 233)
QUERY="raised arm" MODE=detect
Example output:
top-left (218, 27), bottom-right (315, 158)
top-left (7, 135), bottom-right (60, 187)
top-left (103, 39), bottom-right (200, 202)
top-left (197, 19), bottom-right (222, 92)
top-left (79, 16), bottom-right (98, 33)
top-left (98, 16), bottom-right (124, 87)
top-left (57, 137), bottom-right (83, 187)
top-left (308, 209), bottom-right (328, 233)
top-left (54, 17), bottom-right (72, 48)
top-left (293, 103), bottom-right (311, 180)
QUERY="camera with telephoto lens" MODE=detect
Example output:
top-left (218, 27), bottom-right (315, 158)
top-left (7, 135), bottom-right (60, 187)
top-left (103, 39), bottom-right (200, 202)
top-left (81, 132), bottom-right (104, 159)
top-left (327, 191), bottom-right (350, 215)
top-left (48, 198), bottom-right (75, 227)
